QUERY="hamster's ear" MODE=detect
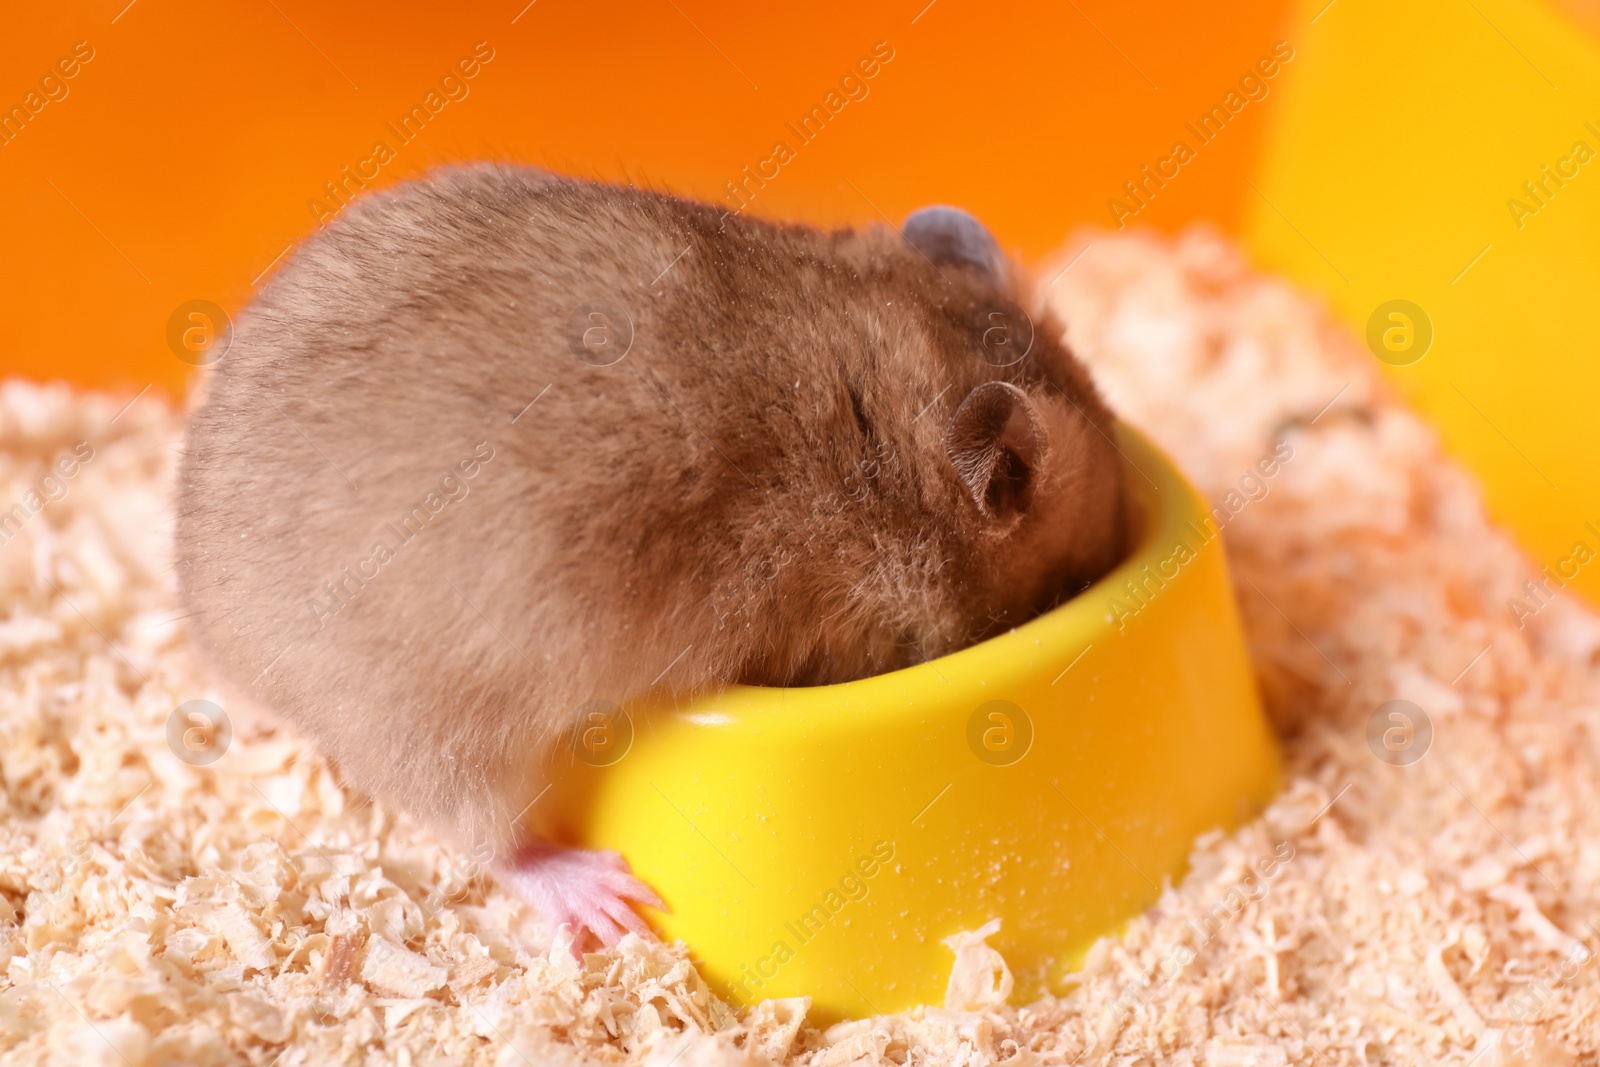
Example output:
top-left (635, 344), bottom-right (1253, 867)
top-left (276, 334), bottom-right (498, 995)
top-left (902, 206), bottom-right (1004, 280)
top-left (945, 381), bottom-right (1044, 521)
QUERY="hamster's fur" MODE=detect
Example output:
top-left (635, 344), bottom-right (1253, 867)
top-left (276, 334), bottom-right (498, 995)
top-left (175, 165), bottom-right (1122, 943)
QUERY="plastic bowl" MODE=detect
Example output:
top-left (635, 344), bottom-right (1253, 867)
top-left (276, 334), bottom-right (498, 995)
top-left (540, 423), bottom-right (1280, 1022)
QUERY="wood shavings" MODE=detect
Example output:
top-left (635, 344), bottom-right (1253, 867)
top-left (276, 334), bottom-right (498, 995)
top-left (741, 997), bottom-right (810, 1062)
top-left (4, 230), bottom-right (1600, 1062)
top-left (943, 919), bottom-right (1013, 1012)
top-left (1489, 885), bottom-right (1590, 958)
top-left (1427, 930), bottom-right (1486, 1035)
top-left (361, 937), bottom-right (448, 998)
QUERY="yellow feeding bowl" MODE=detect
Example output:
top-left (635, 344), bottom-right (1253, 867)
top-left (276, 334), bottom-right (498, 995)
top-left (541, 425), bottom-right (1280, 1022)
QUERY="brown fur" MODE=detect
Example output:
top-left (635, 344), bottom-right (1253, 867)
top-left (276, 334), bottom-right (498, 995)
top-left (175, 164), bottom-right (1122, 857)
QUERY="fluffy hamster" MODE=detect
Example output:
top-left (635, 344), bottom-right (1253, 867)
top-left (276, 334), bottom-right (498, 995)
top-left (175, 164), bottom-right (1123, 946)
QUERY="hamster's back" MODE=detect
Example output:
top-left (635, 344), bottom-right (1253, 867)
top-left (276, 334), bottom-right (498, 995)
top-left (174, 165), bottom-right (891, 841)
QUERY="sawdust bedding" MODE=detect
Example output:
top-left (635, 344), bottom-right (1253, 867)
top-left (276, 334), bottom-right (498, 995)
top-left (3, 229), bottom-right (1598, 1066)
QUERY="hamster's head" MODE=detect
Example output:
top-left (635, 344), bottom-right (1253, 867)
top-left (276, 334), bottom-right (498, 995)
top-left (736, 205), bottom-right (1125, 688)
top-left (885, 206), bottom-right (1126, 659)
top-left (933, 375), bottom-right (1124, 639)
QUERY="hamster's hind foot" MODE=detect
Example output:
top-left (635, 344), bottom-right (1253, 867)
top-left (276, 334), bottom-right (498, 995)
top-left (499, 838), bottom-right (664, 956)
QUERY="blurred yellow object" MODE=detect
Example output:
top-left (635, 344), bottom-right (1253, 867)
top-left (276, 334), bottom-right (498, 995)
top-left (540, 426), bottom-right (1280, 1022)
top-left (1249, 0), bottom-right (1600, 610)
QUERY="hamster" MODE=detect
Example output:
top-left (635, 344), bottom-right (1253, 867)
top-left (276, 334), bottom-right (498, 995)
top-left (174, 164), bottom-right (1123, 948)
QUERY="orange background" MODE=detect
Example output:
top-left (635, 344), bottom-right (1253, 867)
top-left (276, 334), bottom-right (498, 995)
top-left (3, 0), bottom-right (1294, 401)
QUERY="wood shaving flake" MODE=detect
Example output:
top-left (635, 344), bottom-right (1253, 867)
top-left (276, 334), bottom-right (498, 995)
top-left (943, 919), bottom-right (1013, 1012)
top-left (361, 937), bottom-right (448, 999)
top-left (3, 230), bottom-right (1600, 1063)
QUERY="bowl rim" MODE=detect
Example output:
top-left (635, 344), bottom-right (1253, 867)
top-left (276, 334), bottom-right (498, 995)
top-left (674, 422), bottom-right (1203, 718)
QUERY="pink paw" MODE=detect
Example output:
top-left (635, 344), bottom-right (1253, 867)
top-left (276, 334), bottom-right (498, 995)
top-left (499, 839), bottom-right (664, 955)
